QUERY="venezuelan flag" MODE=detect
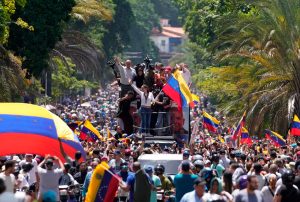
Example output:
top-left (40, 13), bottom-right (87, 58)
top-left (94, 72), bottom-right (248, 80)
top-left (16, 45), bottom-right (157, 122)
top-left (0, 103), bottom-right (85, 161)
top-left (290, 115), bottom-right (300, 136)
top-left (218, 135), bottom-right (225, 143)
top-left (232, 112), bottom-right (246, 140)
top-left (85, 161), bottom-right (119, 202)
top-left (80, 120), bottom-right (102, 142)
top-left (192, 93), bottom-right (200, 105)
top-left (241, 127), bottom-right (252, 145)
top-left (265, 129), bottom-right (286, 147)
top-left (162, 70), bottom-right (194, 110)
top-left (203, 112), bottom-right (220, 132)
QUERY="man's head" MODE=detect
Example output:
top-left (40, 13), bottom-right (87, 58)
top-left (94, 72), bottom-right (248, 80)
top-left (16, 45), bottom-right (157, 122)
top-left (132, 162), bottom-right (141, 173)
top-left (145, 165), bottom-right (154, 177)
top-left (25, 154), bottom-right (33, 162)
top-left (4, 160), bottom-right (15, 174)
top-left (79, 162), bottom-right (87, 172)
top-left (125, 60), bottom-right (132, 68)
top-left (114, 150), bottom-right (122, 160)
top-left (181, 161), bottom-right (190, 173)
top-left (75, 151), bottom-right (82, 160)
top-left (120, 162), bottom-right (129, 173)
top-left (183, 150), bottom-right (190, 160)
top-left (170, 108), bottom-right (185, 132)
top-left (269, 164), bottom-right (278, 173)
top-left (268, 174), bottom-right (277, 188)
top-left (194, 178), bottom-right (206, 197)
top-left (247, 175), bottom-right (259, 191)
top-left (253, 163), bottom-right (262, 174)
top-left (126, 91), bottom-right (134, 99)
top-left (45, 158), bottom-right (54, 170)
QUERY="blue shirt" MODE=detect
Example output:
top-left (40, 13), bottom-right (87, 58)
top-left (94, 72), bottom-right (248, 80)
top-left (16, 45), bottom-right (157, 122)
top-left (180, 190), bottom-right (203, 202)
top-left (126, 173), bottom-right (135, 202)
top-left (82, 171), bottom-right (92, 198)
top-left (174, 173), bottom-right (198, 202)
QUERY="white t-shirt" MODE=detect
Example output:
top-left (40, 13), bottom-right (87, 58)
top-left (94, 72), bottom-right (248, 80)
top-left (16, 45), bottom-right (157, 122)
top-left (38, 167), bottom-right (63, 201)
top-left (0, 192), bottom-right (18, 202)
top-left (131, 84), bottom-right (154, 107)
top-left (17, 172), bottom-right (30, 189)
top-left (261, 186), bottom-right (275, 202)
top-left (19, 159), bottom-right (38, 185)
top-left (0, 173), bottom-right (15, 193)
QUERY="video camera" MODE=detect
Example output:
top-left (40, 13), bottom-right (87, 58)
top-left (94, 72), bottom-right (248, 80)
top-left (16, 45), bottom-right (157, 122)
top-left (144, 55), bottom-right (154, 70)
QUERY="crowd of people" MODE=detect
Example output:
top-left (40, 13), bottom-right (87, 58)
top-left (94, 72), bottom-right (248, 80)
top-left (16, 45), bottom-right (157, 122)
top-left (0, 57), bottom-right (300, 202)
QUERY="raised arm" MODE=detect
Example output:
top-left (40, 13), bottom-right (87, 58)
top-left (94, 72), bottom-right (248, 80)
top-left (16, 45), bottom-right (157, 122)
top-left (131, 83), bottom-right (143, 96)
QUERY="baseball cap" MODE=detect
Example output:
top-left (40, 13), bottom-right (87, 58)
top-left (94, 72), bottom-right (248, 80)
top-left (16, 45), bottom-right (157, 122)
top-left (296, 151), bottom-right (300, 156)
top-left (145, 165), bottom-right (154, 173)
top-left (194, 178), bottom-right (206, 186)
top-left (114, 150), bottom-right (121, 155)
top-left (183, 150), bottom-right (190, 156)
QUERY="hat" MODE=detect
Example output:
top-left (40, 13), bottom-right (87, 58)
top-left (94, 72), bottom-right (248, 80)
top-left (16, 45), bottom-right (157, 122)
top-left (194, 178), bottom-right (206, 186)
top-left (297, 151), bottom-right (300, 156)
top-left (25, 154), bottom-right (33, 157)
top-left (145, 165), bottom-right (154, 173)
top-left (183, 150), bottom-right (190, 156)
top-left (114, 150), bottom-right (121, 155)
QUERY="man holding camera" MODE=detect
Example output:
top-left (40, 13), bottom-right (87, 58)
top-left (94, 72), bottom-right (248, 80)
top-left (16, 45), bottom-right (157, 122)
top-left (37, 155), bottom-right (65, 202)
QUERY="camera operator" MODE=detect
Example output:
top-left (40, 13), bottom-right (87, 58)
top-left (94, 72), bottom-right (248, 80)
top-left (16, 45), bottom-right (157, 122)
top-left (114, 57), bottom-right (136, 98)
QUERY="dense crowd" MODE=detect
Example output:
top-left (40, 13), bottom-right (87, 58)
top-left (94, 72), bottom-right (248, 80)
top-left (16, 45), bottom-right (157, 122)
top-left (1, 57), bottom-right (300, 202)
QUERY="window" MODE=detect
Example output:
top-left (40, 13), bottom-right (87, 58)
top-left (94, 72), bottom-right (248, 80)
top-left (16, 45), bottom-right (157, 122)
top-left (161, 40), bottom-right (166, 46)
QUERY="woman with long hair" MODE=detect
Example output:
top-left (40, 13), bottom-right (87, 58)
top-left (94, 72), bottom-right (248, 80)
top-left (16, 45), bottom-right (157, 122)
top-left (131, 83), bottom-right (154, 135)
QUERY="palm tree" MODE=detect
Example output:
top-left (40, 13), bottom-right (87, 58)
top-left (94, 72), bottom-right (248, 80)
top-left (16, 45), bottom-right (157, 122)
top-left (211, 0), bottom-right (300, 135)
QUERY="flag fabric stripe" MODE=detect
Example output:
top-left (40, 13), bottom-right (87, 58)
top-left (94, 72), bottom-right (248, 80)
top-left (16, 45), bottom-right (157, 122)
top-left (162, 75), bottom-right (183, 107)
top-left (0, 114), bottom-right (57, 139)
top-left (0, 103), bottom-right (86, 162)
top-left (162, 70), bottom-right (194, 109)
top-left (0, 133), bottom-right (74, 161)
top-left (86, 162), bottom-right (119, 202)
top-left (241, 127), bottom-right (252, 145)
top-left (0, 103), bottom-right (53, 119)
top-left (265, 130), bottom-right (286, 147)
top-left (203, 112), bottom-right (219, 132)
top-left (232, 112), bottom-right (246, 140)
top-left (173, 70), bottom-right (193, 106)
top-left (291, 115), bottom-right (300, 136)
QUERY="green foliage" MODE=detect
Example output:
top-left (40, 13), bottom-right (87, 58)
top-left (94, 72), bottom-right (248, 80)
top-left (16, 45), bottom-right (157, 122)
top-left (51, 56), bottom-right (97, 100)
top-left (126, 0), bottom-right (160, 62)
top-left (102, 0), bottom-right (134, 57)
top-left (151, 0), bottom-right (181, 26)
top-left (173, 0), bottom-right (251, 47)
top-left (7, 0), bottom-right (75, 77)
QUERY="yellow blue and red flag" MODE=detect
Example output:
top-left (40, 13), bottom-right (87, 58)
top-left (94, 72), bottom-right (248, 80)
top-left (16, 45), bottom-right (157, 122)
top-left (290, 114), bottom-right (300, 136)
top-left (162, 70), bottom-right (194, 110)
top-left (0, 103), bottom-right (85, 161)
top-left (80, 120), bottom-right (102, 142)
top-left (265, 129), bottom-right (286, 147)
top-left (232, 111), bottom-right (246, 140)
top-left (203, 111), bottom-right (220, 133)
top-left (85, 161), bottom-right (119, 202)
top-left (241, 127), bottom-right (252, 145)
top-left (192, 93), bottom-right (200, 105)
